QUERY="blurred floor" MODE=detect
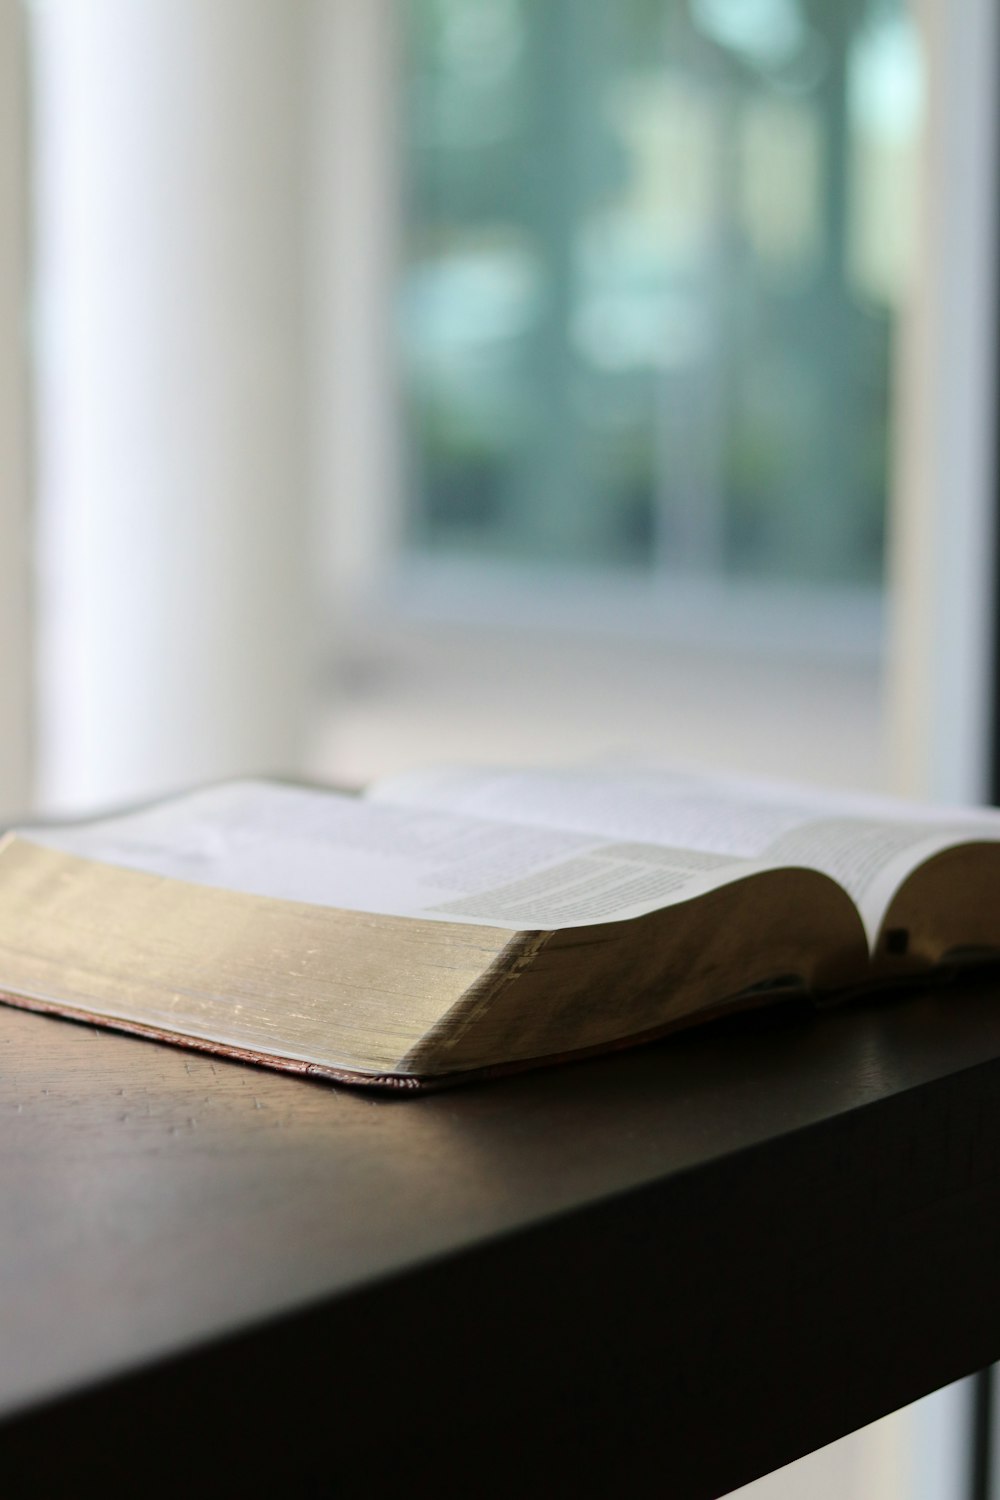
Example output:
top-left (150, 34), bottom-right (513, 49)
top-left (308, 616), bottom-right (887, 795)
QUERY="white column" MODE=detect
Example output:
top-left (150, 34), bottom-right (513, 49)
top-left (0, 0), bottom-right (32, 821)
top-left (31, 0), bottom-right (310, 814)
top-left (886, 0), bottom-right (1000, 805)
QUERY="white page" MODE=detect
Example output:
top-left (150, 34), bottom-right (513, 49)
top-left (17, 780), bottom-right (765, 931)
top-left (368, 765), bottom-right (1000, 942)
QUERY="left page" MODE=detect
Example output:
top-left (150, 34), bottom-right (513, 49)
top-left (17, 779), bottom-right (771, 931)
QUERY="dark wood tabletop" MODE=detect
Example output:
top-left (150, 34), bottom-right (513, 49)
top-left (3, 979), bottom-right (1000, 1497)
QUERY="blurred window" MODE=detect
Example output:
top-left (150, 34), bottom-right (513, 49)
top-left (400, 0), bottom-right (921, 587)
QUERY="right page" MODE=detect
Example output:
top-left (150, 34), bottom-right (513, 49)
top-left (368, 765), bottom-right (1000, 950)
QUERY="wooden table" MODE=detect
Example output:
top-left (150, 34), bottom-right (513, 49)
top-left (2, 979), bottom-right (1000, 1497)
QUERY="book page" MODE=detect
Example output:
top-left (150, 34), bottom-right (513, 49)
top-left (17, 780), bottom-right (767, 932)
top-left (368, 765), bottom-right (1000, 944)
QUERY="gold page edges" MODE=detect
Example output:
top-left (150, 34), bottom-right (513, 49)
top-left (0, 837), bottom-right (512, 1077)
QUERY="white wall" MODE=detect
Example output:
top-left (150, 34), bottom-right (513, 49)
top-left (308, 0), bottom-right (402, 632)
top-left (0, 0), bottom-right (32, 820)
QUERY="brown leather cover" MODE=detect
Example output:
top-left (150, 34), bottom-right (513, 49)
top-left (0, 983), bottom-right (806, 1093)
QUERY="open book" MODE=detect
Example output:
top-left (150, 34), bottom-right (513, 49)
top-left (1, 764), bottom-right (1000, 1089)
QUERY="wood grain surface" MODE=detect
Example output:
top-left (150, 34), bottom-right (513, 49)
top-left (3, 982), bottom-right (1000, 1495)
